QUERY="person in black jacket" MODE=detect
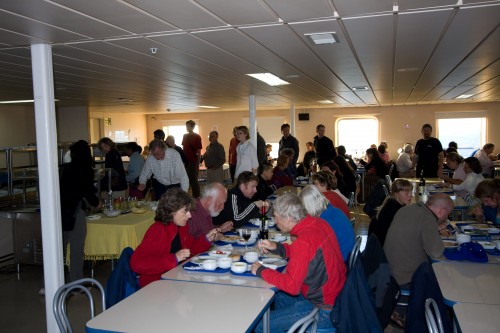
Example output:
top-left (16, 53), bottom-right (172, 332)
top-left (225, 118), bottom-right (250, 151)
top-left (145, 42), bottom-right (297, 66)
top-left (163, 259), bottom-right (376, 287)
top-left (359, 148), bottom-right (389, 178)
top-left (60, 140), bottom-right (101, 282)
top-left (368, 179), bottom-right (413, 246)
top-left (213, 171), bottom-right (268, 228)
top-left (313, 124), bottom-right (337, 166)
top-left (98, 137), bottom-right (127, 198)
top-left (253, 162), bottom-right (276, 201)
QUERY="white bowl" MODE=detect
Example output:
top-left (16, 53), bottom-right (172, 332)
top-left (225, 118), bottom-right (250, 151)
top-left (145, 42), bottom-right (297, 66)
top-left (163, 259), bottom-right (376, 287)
top-left (231, 262), bottom-right (247, 274)
top-left (217, 257), bottom-right (233, 269)
top-left (201, 259), bottom-right (217, 270)
top-left (243, 251), bottom-right (259, 263)
top-left (103, 210), bottom-right (121, 218)
top-left (456, 234), bottom-right (471, 244)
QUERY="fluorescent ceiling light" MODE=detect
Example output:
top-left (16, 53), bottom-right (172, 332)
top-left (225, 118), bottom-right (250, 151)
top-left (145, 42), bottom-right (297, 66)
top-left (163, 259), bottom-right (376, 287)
top-left (305, 32), bottom-right (339, 45)
top-left (352, 86), bottom-right (369, 91)
top-left (0, 99), bottom-right (59, 104)
top-left (246, 73), bottom-right (290, 86)
top-left (456, 94), bottom-right (474, 99)
top-left (318, 100), bottom-right (334, 104)
top-left (0, 99), bottom-right (35, 104)
top-left (198, 105), bottom-right (219, 109)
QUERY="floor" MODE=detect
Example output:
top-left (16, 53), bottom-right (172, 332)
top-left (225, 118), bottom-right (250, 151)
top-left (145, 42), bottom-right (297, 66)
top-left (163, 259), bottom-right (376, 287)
top-left (0, 203), bottom-right (403, 333)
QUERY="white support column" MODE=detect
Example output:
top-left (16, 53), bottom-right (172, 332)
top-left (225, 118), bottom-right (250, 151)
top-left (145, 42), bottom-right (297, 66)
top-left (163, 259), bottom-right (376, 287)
top-left (31, 43), bottom-right (64, 333)
top-left (290, 104), bottom-right (296, 135)
top-left (249, 95), bottom-right (257, 148)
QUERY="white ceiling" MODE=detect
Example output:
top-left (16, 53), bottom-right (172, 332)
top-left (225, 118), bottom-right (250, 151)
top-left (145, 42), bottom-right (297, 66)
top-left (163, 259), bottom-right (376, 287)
top-left (0, 0), bottom-right (499, 113)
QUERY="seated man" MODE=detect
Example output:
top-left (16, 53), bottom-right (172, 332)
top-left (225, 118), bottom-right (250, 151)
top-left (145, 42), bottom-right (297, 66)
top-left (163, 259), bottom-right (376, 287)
top-left (188, 182), bottom-right (233, 238)
top-left (384, 193), bottom-right (453, 287)
top-left (213, 171), bottom-right (268, 228)
top-left (252, 193), bottom-right (346, 332)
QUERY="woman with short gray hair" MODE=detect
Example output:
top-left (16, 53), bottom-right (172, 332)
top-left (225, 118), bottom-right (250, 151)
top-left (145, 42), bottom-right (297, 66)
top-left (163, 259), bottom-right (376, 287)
top-left (299, 185), bottom-right (355, 260)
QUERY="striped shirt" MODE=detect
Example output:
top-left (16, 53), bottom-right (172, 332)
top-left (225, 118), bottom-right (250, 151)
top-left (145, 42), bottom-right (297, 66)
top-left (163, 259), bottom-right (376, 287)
top-left (139, 148), bottom-right (189, 191)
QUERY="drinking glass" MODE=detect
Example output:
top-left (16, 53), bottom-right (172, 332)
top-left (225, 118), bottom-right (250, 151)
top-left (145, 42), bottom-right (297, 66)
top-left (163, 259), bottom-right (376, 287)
top-left (242, 229), bottom-right (251, 249)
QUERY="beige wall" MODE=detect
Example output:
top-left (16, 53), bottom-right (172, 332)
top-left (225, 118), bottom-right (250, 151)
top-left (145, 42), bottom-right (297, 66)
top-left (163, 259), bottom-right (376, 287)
top-left (146, 102), bottom-right (499, 161)
top-left (89, 111), bottom-right (148, 148)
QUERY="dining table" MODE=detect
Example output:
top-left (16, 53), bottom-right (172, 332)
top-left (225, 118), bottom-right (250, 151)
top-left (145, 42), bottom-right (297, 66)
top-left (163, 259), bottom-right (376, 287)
top-left (432, 261), bottom-right (500, 306)
top-left (84, 211), bottom-right (155, 261)
top-left (85, 279), bottom-right (275, 333)
top-left (453, 303), bottom-right (500, 333)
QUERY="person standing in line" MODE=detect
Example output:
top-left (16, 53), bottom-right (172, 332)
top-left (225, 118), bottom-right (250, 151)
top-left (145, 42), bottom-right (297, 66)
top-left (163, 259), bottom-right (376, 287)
top-left (257, 131), bottom-right (267, 165)
top-left (182, 120), bottom-right (202, 198)
top-left (166, 135), bottom-right (188, 167)
top-left (153, 129), bottom-right (166, 141)
top-left (98, 137), bottom-right (127, 198)
top-left (125, 142), bottom-right (145, 199)
top-left (313, 124), bottom-right (337, 167)
top-left (414, 124), bottom-right (444, 178)
top-left (279, 123), bottom-right (300, 167)
top-left (228, 127), bottom-right (239, 183)
top-left (60, 140), bottom-right (102, 282)
top-left (138, 139), bottom-right (189, 200)
top-left (203, 131), bottom-right (226, 183)
top-left (235, 126), bottom-right (259, 178)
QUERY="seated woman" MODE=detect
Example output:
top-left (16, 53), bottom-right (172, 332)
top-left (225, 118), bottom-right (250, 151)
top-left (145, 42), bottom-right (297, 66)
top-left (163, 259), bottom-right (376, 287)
top-left (130, 188), bottom-right (220, 287)
top-left (312, 171), bottom-right (350, 218)
top-left (396, 143), bottom-right (416, 178)
top-left (378, 144), bottom-right (390, 164)
top-left (253, 162), bottom-right (276, 201)
top-left (333, 155), bottom-right (356, 195)
top-left (213, 171), bottom-right (268, 228)
top-left (297, 141), bottom-right (317, 177)
top-left (359, 147), bottom-right (389, 178)
top-left (440, 152), bottom-right (466, 185)
top-left (251, 193), bottom-right (346, 333)
top-left (473, 178), bottom-right (500, 225)
top-left (271, 154), bottom-right (293, 188)
top-left (299, 185), bottom-right (355, 261)
top-left (368, 179), bottom-right (413, 246)
top-left (451, 157), bottom-right (484, 198)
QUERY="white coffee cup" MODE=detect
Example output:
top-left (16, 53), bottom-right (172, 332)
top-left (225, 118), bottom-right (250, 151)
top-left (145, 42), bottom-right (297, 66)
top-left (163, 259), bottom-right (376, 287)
top-left (217, 257), bottom-right (233, 269)
top-left (456, 234), bottom-right (471, 244)
top-left (243, 251), bottom-right (259, 263)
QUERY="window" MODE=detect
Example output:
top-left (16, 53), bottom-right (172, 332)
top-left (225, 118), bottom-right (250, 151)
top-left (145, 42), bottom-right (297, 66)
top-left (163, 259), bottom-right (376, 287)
top-left (436, 112), bottom-right (486, 157)
top-left (162, 120), bottom-right (199, 148)
top-left (336, 117), bottom-right (378, 158)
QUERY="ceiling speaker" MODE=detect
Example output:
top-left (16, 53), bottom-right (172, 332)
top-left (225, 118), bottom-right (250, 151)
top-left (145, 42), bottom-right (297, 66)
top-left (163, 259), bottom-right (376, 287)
top-left (298, 113), bottom-right (309, 121)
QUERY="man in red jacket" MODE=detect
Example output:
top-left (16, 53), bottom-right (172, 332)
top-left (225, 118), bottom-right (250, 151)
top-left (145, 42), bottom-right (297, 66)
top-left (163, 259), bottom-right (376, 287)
top-left (252, 193), bottom-right (346, 332)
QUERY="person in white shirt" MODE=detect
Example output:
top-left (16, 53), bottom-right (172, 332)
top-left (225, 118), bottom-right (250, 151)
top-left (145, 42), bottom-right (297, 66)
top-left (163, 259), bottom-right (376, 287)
top-left (234, 126), bottom-right (259, 179)
top-left (396, 143), bottom-right (416, 177)
top-left (138, 139), bottom-right (189, 200)
top-left (440, 152), bottom-right (466, 185)
top-left (452, 157), bottom-right (484, 197)
top-left (474, 143), bottom-right (496, 177)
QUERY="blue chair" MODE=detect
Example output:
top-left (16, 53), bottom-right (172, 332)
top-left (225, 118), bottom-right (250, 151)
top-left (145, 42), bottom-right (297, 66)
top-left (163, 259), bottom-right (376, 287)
top-left (105, 247), bottom-right (140, 308)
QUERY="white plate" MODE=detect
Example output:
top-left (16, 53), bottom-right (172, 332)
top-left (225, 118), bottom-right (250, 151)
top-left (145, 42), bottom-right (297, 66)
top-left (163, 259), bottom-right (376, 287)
top-left (208, 250), bottom-right (231, 257)
top-left (86, 214), bottom-right (101, 221)
top-left (270, 237), bottom-right (287, 243)
top-left (478, 241), bottom-right (496, 250)
top-left (260, 258), bottom-right (287, 268)
top-left (296, 176), bottom-right (307, 181)
top-left (219, 235), bottom-right (240, 243)
top-left (191, 256), bottom-right (218, 264)
top-left (236, 239), bottom-right (257, 246)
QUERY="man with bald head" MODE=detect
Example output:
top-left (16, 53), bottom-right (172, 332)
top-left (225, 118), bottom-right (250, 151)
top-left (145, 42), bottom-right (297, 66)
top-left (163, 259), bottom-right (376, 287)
top-left (384, 193), bottom-right (453, 286)
top-left (188, 182), bottom-right (233, 238)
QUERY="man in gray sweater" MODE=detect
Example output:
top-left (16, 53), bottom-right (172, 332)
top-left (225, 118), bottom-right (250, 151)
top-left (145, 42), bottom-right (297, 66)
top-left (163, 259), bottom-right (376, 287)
top-left (384, 193), bottom-right (453, 286)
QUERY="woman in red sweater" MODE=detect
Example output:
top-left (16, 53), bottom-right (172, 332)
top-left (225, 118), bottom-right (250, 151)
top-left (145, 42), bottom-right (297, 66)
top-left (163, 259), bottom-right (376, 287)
top-left (312, 171), bottom-right (351, 219)
top-left (131, 188), bottom-right (220, 287)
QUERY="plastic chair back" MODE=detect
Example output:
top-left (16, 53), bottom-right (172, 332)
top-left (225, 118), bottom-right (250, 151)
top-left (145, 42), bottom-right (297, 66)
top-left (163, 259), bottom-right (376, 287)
top-left (348, 236), bottom-right (362, 271)
top-left (287, 307), bottom-right (319, 333)
top-left (425, 298), bottom-right (445, 333)
top-left (53, 278), bottom-right (106, 333)
top-left (382, 185), bottom-right (389, 197)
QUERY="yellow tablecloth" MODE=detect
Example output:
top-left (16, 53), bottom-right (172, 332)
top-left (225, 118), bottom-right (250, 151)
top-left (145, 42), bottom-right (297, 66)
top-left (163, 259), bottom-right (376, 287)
top-left (84, 211), bottom-right (155, 260)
